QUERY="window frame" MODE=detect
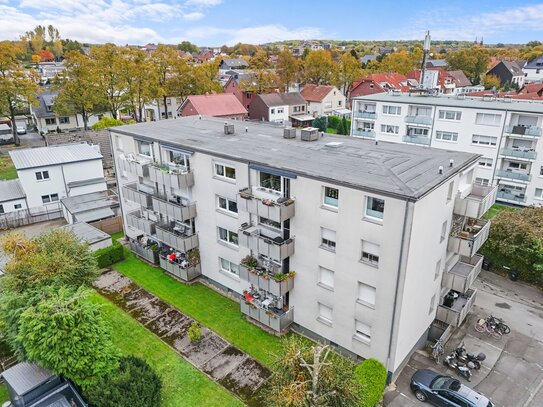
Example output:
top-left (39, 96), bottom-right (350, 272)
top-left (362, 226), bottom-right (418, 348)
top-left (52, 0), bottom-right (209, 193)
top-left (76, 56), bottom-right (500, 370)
top-left (136, 140), bottom-right (152, 157)
top-left (357, 282), bottom-right (376, 308)
top-left (218, 227), bottom-right (239, 247)
top-left (360, 240), bottom-right (380, 266)
top-left (259, 171), bottom-right (282, 193)
top-left (317, 302), bottom-right (333, 326)
top-left (354, 320), bottom-right (371, 343)
top-left (365, 196), bottom-right (384, 220)
top-left (382, 105), bottom-right (401, 115)
top-left (435, 131), bottom-right (458, 142)
top-left (472, 134), bottom-right (497, 146)
top-left (380, 124), bottom-right (399, 134)
top-left (320, 227), bottom-right (336, 252)
top-left (323, 186), bottom-right (339, 208)
top-left (217, 195), bottom-right (238, 215)
top-left (14, 204), bottom-right (22, 210)
top-left (219, 257), bottom-right (239, 276)
top-left (214, 162), bottom-right (236, 181)
top-left (318, 266), bottom-right (334, 290)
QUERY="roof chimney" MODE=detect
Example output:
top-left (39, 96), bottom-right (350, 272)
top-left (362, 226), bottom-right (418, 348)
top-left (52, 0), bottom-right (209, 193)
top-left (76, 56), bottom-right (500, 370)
top-left (439, 166), bottom-right (444, 174)
top-left (224, 122), bottom-right (235, 135)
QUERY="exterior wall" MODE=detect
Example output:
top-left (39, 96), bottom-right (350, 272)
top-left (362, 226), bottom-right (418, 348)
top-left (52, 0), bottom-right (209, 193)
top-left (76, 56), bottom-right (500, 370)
top-left (247, 96), bottom-right (269, 121)
top-left (523, 68), bottom-right (543, 83)
top-left (34, 113), bottom-right (106, 134)
top-left (180, 100), bottom-right (245, 121)
top-left (0, 198), bottom-right (28, 214)
top-left (306, 88), bottom-right (346, 117)
top-left (89, 237), bottom-right (113, 252)
top-left (143, 97), bottom-right (183, 121)
top-left (267, 105), bottom-right (289, 123)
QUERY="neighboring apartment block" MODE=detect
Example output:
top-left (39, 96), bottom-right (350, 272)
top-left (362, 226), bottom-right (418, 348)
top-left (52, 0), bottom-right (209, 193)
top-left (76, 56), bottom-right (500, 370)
top-left (110, 117), bottom-right (492, 378)
top-left (350, 93), bottom-right (543, 207)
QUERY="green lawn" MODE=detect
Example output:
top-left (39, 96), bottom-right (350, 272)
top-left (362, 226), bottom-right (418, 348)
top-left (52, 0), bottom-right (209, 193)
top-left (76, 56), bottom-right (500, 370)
top-left (483, 203), bottom-right (517, 219)
top-left (112, 252), bottom-right (288, 366)
top-left (326, 127), bottom-right (337, 134)
top-left (0, 383), bottom-right (8, 404)
top-left (91, 292), bottom-right (243, 407)
top-left (0, 156), bottom-right (17, 180)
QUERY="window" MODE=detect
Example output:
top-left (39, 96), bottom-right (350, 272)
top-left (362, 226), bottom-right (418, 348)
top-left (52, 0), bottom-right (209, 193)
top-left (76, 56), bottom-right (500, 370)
top-left (136, 140), bottom-right (152, 157)
top-left (407, 127), bottom-right (429, 136)
top-left (41, 193), bottom-right (59, 204)
top-left (475, 113), bottom-right (501, 126)
top-left (35, 171), bottom-right (50, 181)
top-left (214, 163), bottom-right (236, 180)
top-left (508, 162), bottom-right (527, 170)
top-left (14, 204), bottom-right (22, 209)
top-left (540, 166), bottom-right (543, 176)
top-left (217, 196), bottom-right (238, 215)
top-left (366, 196), bottom-right (385, 219)
top-left (447, 182), bottom-right (454, 202)
top-left (438, 110), bottom-right (462, 120)
top-left (277, 108), bottom-right (284, 114)
top-left (361, 240), bottom-right (379, 266)
top-left (478, 158), bottom-right (493, 168)
top-left (219, 257), bottom-right (239, 275)
top-left (259, 216), bottom-right (281, 230)
top-left (318, 303), bottom-right (333, 325)
top-left (320, 228), bottom-right (336, 251)
top-left (429, 294), bottom-right (436, 315)
top-left (354, 320), bottom-right (371, 342)
top-left (435, 131), bottom-right (458, 142)
top-left (218, 227), bottom-right (238, 246)
top-left (323, 187), bottom-right (339, 207)
top-left (440, 221), bottom-right (448, 243)
top-left (435, 259), bottom-right (441, 280)
top-left (260, 171), bottom-right (282, 192)
top-left (170, 151), bottom-right (190, 169)
top-left (535, 188), bottom-right (543, 199)
top-left (45, 118), bottom-right (56, 125)
top-left (115, 135), bottom-right (123, 151)
top-left (271, 108), bottom-right (275, 114)
top-left (380, 124), bottom-right (399, 134)
top-left (0, 204), bottom-right (3, 214)
top-left (359, 122), bottom-right (374, 131)
top-left (318, 267), bottom-right (334, 290)
top-left (324, 101), bottom-right (332, 109)
top-left (475, 177), bottom-right (490, 186)
top-left (58, 117), bottom-right (70, 124)
top-left (382, 105), bottom-right (401, 115)
top-left (472, 134), bottom-right (497, 146)
top-left (337, 100), bottom-right (342, 107)
top-left (357, 283), bottom-right (376, 307)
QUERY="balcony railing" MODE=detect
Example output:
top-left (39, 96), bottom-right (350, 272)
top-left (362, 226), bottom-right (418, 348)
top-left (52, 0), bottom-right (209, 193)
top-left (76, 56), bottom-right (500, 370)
top-left (505, 125), bottom-right (542, 138)
top-left (436, 289), bottom-right (477, 327)
top-left (118, 156), bottom-right (150, 177)
top-left (496, 191), bottom-right (527, 204)
top-left (352, 129), bottom-right (376, 138)
top-left (495, 169), bottom-right (532, 182)
top-left (122, 183), bottom-right (153, 208)
top-left (404, 115), bottom-right (432, 125)
top-left (239, 263), bottom-right (295, 296)
top-left (240, 300), bottom-right (294, 332)
top-left (353, 111), bottom-right (377, 120)
top-left (453, 183), bottom-right (497, 218)
top-left (239, 224), bottom-right (295, 262)
top-left (151, 195), bottom-right (197, 222)
top-left (499, 148), bottom-right (537, 161)
top-left (129, 239), bottom-right (159, 264)
top-left (159, 256), bottom-right (201, 282)
top-left (402, 135), bottom-right (430, 145)
top-left (442, 255), bottom-right (483, 293)
top-left (148, 164), bottom-right (194, 189)
top-left (155, 224), bottom-right (198, 253)
top-left (448, 218), bottom-right (490, 258)
top-left (126, 210), bottom-right (156, 235)
top-left (238, 187), bottom-right (295, 223)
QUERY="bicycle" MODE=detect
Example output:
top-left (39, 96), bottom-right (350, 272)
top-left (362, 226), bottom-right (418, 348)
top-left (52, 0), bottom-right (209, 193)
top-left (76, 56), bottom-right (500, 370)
top-left (431, 339), bottom-right (444, 364)
top-left (475, 315), bottom-right (510, 338)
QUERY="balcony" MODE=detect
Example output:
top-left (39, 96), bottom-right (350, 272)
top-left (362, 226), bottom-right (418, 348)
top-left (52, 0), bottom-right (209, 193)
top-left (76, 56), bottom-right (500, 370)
top-left (496, 191), bottom-right (527, 204)
top-left (126, 210), bottom-right (156, 235)
top-left (155, 223), bottom-right (199, 253)
top-left (238, 187), bottom-right (295, 223)
top-left (402, 135), bottom-right (430, 146)
top-left (122, 183), bottom-right (153, 208)
top-left (495, 169), bottom-right (532, 183)
top-left (499, 148), bottom-right (537, 161)
top-left (352, 129), bottom-right (376, 139)
top-left (436, 288), bottom-right (477, 327)
top-left (151, 194), bottom-right (197, 222)
top-left (239, 224), bottom-right (295, 262)
top-left (118, 156), bottom-right (150, 177)
top-left (239, 258), bottom-right (294, 296)
top-left (353, 111), bottom-right (377, 120)
top-left (404, 115), bottom-right (432, 125)
top-left (448, 217), bottom-right (490, 258)
top-left (442, 255), bottom-right (483, 293)
top-left (505, 125), bottom-right (542, 138)
top-left (129, 239), bottom-right (159, 264)
top-left (454, 183), bottom-right (497, 218)
top-left (148, 163), bottom-right (194, 189)
top-left (159, 256), bottom-right (201, 282)
top-left (240, 300), bottom-right (294, 333)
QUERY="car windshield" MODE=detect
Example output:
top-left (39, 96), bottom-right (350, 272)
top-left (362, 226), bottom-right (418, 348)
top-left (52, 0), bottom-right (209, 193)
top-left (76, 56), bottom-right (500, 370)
top-left (431, 376), bottom-right (460, 391)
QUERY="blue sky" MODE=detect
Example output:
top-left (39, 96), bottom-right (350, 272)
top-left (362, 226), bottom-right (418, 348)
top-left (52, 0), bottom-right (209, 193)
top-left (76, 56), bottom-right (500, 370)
top-left (1, 0), bottom-right (542, 46)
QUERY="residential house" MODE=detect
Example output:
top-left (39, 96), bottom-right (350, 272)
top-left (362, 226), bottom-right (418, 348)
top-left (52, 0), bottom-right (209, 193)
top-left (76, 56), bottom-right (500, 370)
top-left (219, 58), bottom-right (249, 73)
top-left (360, 54), bottom-right (378, 65)
top-left (223, 70), bottom-right (280, 110)
top-left (178, 94), bottom-right (248, 120)
top-left (519, 83), bottom-right (543, 97)
top-left (0, 179), bottom-right (27, 215)
top-left (143, 96), bottom-right (184, 121)
top-left (36, 61), bottom-right (65, 85)
top-left (425, 59), bottom-right (448, 69)
top-left (522, 55), bottom-right (543, 83)
top-left (301, 85), bottom-right (346, 117)
top-left (486, 61), bottom-right (525, 88)
top-left (110, 116), bottom-right (488, 380)
top-left (248, 92), bottom-right (308, 125)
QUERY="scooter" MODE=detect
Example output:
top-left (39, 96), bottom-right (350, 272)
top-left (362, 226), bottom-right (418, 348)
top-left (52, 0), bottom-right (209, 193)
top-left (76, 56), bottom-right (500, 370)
top-left (454, 342), bottom-right (486, 370)
top-left (444, 352), bottom-right (473, 381)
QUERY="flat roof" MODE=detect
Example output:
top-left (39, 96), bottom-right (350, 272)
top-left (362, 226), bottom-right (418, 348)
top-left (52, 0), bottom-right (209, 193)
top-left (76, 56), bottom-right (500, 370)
top-left (10, 143), bottom-right (103, 170)
top-left (61, 222), bottom-right (111, 245)
top-left (110, 117), bottom-right (478, 201)
top-left (60, 191), bottom-right (117, 214)
top-left (354, 93), bottom-right (543, 114)
top-left (0, 179), bottom-right (25, 202)
top-left (1, 362), bottom-right (54, 396)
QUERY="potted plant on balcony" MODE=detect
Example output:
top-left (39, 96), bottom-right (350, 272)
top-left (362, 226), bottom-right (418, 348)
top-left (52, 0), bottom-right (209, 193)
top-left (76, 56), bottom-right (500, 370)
top-left (239, 188), bottom-right (252, 199)
top-left (262, 199), bottom-right (275, 207)
top-left (187, 248), bottom-right (200, 266)
top-left (241, 255), bottom-right (258, 270)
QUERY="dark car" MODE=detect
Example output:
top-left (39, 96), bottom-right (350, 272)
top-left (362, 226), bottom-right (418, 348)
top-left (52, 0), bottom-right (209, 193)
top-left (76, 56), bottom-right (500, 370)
top-left (410, 369), bottom-right (493, 407)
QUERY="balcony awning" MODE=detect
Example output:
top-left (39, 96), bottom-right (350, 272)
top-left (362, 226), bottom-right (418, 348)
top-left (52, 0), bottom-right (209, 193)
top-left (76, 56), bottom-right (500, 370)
top-left (333, 108), bottom-right (351, 115)
top-left (289, 114), bottom-right (314, 122)
top-left (74, 207), bottom-right (115, 223)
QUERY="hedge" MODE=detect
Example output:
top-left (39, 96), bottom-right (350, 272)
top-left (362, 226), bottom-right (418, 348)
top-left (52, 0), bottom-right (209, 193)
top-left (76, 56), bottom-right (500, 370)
top-left (355, 358), bottom-right (387, 407)
top-left (94, 241), bottom-right (125, 269)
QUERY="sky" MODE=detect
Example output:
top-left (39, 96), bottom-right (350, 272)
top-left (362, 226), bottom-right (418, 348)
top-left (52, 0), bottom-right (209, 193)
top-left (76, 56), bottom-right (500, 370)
top-left (0, 0), bottom-right (542, 46)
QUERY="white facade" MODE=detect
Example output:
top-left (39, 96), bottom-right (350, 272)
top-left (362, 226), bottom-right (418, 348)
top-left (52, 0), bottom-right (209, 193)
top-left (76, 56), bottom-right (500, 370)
top-left (351, 94), bottom-right (543, 207)
top-left (268, 104), bottom-right (290, 123)
top-left (111, 117), bottom-right (491, 378)
top-left (32, 113), bottom-right (105, 134)
top-left (143, 97), bottom-right (184, 121)
top-left (307, 87), bottom-right (346, 117)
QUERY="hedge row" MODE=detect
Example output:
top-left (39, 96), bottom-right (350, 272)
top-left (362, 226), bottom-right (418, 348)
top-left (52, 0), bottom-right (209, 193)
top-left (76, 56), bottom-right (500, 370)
top-left (356, 358), bottom-right (387, 407)
top-left (94, 241), bottom-right (125, 269)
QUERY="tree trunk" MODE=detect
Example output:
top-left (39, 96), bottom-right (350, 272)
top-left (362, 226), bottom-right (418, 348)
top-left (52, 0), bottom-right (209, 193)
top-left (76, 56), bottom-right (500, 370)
top-left (163, 95), bottom-right (168, 120)
top-left (82, 108), bottom-right (88, 131)
top-left (8, 99), bottom-right (20, 146)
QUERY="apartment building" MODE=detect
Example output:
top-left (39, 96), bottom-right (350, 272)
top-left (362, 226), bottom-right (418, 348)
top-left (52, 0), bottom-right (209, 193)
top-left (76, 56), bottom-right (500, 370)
top-left (110, 117), bottom-right (493, 379)
top-left (351, 93), bottom-right (543, 207)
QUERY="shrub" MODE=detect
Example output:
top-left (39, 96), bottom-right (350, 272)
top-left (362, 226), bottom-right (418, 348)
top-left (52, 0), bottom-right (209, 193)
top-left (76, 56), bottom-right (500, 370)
top-left (91, 116), bottom-right (125, 131)
top-left (327, 115), bottom-right (341, 129)
top-left (84, 356), bottom-right (162, 407)
top-left (312, 116), bottom-right (327, 132)
top-left (188, 322), bottom-right (202, 343)
top-left (355, 358), bottom-right (387, 407)
top-left (94, 241), bottom-right (125, 269)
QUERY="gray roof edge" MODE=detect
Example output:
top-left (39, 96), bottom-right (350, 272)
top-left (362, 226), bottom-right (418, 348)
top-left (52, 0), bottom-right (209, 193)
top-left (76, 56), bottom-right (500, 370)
top-left (14, 156), bottom-right (102, 171)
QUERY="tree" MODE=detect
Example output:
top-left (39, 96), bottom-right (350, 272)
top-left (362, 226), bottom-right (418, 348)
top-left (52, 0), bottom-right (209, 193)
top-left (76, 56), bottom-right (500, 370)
top-left (38, 49), bottom-right (54, 62)
top-left (304, 50), bottom-right (337, 85)
top-left (188, 322), bottom-right (202, 343)
top-left (481, 207), bottom-right (543, 286)
top-left (312, 116), bottom-right (327, 132)
top-left (250, 49), bottom-right (271, 69)
top-left (54, 51), bottom-right (107, 130)
top-left (24, 25), bottom-right (46, 53)
top-left (177, 41), bottom-right (199, 54)
top-left (91, 116), bottom-right (126, 130)
top-left (150, 44), bottom-right (180, 119)
top-left (335, 52), bottom-right (363, 98)
top-left (482, 74), bottom-right (501, 90)
top-left (63, 39), bottom-right (83, 54)
top-left (84, 356), bottom-right (162, 407)
top-left (336, 120), bottom-right (345, 135)
top-left (0, 41), bottom-right (40, 145)
top-left (379, 50), bottom-right (419, 75)
top-left (342, 116), bottom-right (349, 135)
top-left (18, 287), bottom-right (119, 388)
top-left (446, 46), bottom-right (490, 84)
top-left (277, 49), bottom-right (300, 91)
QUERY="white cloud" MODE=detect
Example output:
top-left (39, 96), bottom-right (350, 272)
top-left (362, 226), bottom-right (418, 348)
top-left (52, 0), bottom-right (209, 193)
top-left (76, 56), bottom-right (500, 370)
top-left (183, 11), bottom-right (204, 21)
top-left (185, 0), bottom-right (222, 6)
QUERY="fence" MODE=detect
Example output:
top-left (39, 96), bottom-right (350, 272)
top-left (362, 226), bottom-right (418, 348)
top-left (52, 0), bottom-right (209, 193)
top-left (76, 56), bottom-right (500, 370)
top-left (44, 129), bottom-right (113, 168)
top-left (0, 203), bottom-right (63, 230)
top-left (90, 215), bottom-right (123, 235)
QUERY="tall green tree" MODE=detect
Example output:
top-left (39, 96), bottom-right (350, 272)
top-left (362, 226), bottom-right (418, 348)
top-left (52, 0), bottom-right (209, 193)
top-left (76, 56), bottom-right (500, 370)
top-left (150, 44), bottom-right (180, 119)
top-left (446, 46), bottom-right (490, 85)
top-left (303, 50), bottom-right (337, 85)
top-left (277, 49), bottom-right (300, 91)
top-left (177, 41), bottom-right (200, 54)
top-left (335, 52), bottom-right (363, 98)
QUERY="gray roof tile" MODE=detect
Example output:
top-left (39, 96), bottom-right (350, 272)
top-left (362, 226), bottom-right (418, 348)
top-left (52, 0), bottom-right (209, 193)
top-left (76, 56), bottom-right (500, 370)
top-left (0, 179), bottom-right (25, 202)
top-left (10, 143), bottom-right (103, 170)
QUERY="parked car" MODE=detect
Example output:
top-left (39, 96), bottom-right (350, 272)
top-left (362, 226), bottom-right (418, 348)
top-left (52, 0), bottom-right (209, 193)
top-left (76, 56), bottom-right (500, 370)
top-left (410, 369), bottom-right (493, 407)
top-left (16, 122), bottom-right (27, 135)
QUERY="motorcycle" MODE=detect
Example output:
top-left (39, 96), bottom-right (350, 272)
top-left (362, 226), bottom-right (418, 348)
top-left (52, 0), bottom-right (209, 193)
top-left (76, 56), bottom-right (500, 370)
top-left (444, 352), bottom-right (473, 381)
top-left (454, 342), bottom-right (486, 370)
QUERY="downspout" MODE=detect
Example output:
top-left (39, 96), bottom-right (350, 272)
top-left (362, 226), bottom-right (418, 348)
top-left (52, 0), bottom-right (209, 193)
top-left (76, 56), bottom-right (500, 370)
top-left (60, 164), bottom-right (69, 197)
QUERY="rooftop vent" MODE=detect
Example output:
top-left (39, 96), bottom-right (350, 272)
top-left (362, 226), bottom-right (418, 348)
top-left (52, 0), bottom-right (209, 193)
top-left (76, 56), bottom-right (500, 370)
top-left (325, 141), bottom-right (343, 148)
top-left (392, 89), bottom-right (402, 96)
top-left (283, 128), bottom-right (296, 139)
top-left (224, 122), bottom-right (235, 135)
top-left (300, 127), bottom-right (319, 142)
top-left (438, 165), bottom-right (444, 175)
top-left (449, 159), bottom-right (454, 167)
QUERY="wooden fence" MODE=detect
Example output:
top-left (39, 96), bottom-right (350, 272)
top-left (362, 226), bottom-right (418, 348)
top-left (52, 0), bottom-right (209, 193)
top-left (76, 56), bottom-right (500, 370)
top-left (90, 215), bottom-right (123, 235)
top-left (0, 203), bottom-right (63, 230)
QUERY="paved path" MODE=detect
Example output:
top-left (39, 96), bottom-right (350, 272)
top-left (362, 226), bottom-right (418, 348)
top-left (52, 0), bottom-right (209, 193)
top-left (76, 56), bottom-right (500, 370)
top-left (94, 269), bottom-right (270, 407)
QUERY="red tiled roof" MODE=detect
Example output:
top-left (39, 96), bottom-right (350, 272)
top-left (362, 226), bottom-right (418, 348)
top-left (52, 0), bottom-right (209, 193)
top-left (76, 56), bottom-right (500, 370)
top-left (465, 90), bottom-right (543, 101)
top-left (350, 78), bottom-right (386, 98)
top-left (182, 94), bottom-right (248, 116)
top-left (300, 84), bottom-right (336, 102)
top-left (365, 73), bottom-right (410, 92)
top-left (519, 83), bottom-right (543, 96)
